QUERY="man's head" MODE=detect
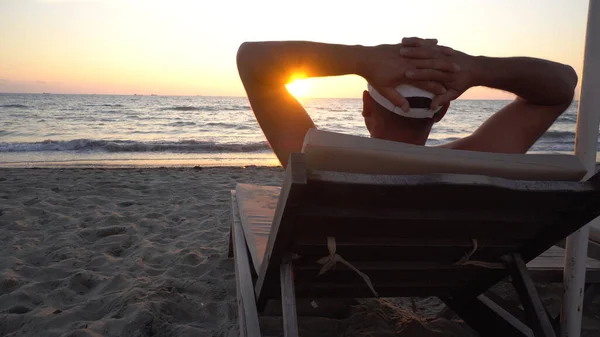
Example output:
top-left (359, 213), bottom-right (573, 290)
top-left (361, 87), bottom-right (449, 145)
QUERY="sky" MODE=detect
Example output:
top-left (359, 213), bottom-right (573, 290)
top-left (0, 0), bottom-right (591, 99)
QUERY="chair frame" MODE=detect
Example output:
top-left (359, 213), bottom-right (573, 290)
top-left (230, 153), bottom-right (600, 337)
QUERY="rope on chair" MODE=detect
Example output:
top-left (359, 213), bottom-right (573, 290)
top-left (317, 236), bottom-right (379, 297)
top-left (454, 238), bottom-right (507, 269)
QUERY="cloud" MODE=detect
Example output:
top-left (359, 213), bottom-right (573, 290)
top-left (0, 79), bottom-right (8, 83)
top-left (35, 80), bottom-right (47, 84)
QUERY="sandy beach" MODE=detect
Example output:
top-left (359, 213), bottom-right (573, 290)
top-left (1, 167), bottom-right (599, 337)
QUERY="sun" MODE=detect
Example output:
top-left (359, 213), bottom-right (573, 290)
top-left (285, 78), bottom-right (311, 99)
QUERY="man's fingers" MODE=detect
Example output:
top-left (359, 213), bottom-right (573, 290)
top-left (407, 81), bottom-right (447, 95)
top-left (400, 46), bottom-right (439, 59)
top-left (400, 45), bottom-right (455, 59)
top-left (411, 59), bottom-right (460, 72)
top-left (440, 45), bottom-right (454, 56)
top-left (431, 91), bottom-right (458, 110)
top-left (376, 86), bottom-right (410, 112)
top-left (402, 37), bottom-right (438, 47)
top-left (406, 69), bottom-right (457, 82)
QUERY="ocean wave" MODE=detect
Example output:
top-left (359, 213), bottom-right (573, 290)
top-left (0, 139), bottom-right (271, 153)
top-left (542, 130), bottom-right (575, 139)
top-left (1, 104), bottom-right (29, 108)
top-left (167, 121), bottom-right (196, 126)
top-left (160, 105), bottom-right (251, 112)
top-left (426, 137), bottom-right (461, 145)
top-left (84, 104), bottom-right (125, 107)
top-left (161, 106), bottom-right (202, 111)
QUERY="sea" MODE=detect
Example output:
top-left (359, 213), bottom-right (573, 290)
top-left (0, 93), bottom-right (591, 168)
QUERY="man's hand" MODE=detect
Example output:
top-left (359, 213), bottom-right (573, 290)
top-left (359, 40), bottom-right (458, 112)
top-left (399, 37), bottom-right (577, 154)
top-left (401, 38), bottom-right (476, 109)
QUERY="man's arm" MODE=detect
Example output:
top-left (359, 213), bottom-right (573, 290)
top-left (410, 52), bottom-right (578, 153)
top-left (444, 56), bottom-right (577, 153)
top-left (399, 39), bottom-right (578, 153)
top-left (237, 41), bottom-right (456, 167)
top-left (237, 42), bottom-right (363, 167)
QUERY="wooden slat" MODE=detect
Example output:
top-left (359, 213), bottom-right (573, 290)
top-left (460, 243), bottom-right (600, 301)
top-left (255, 153), bottom-right (308, 309)
top-left (231, 192), bottom-right (261, 337)
top-left (292, 246), bottom-right (514, 264)
top-left (295, 236), bottom-right (518, 247)
top-left (521, 211), bottom-right (600, 263)
top-left (297, 207), bottom-right (560, 223)
top-left (290, 283), bottom-right (468, 299)
top-left (443, 295), bottom-right (533, 337)
top-left (308, 170), bottom-right (598, 192)
top-left (589, 240), bottom-right (600, 262)
top-left (294, 237), bottom-right (519, 262)
top-left (280, 257), bottom-right (299, 337)
top-left (236, 183), bottom-right (280, 274)
top-left (528, 246), bottom-right (600, 283)
top-left (301, 171), bottom-right (600, 211)
top-left (253, 280), bottom-right (471, 299)
top-left (294, 216), bottom-right (546, 240)
top-left (291, 260), bottom-right (505, 271)
top-left (509, 253), bottom-right (556, 337)
top-left (290, 267), bottom-right (499, 285)
top-left (294, 207), bottom-right (556, 241)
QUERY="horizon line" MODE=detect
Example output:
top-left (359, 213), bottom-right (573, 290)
top-left (0, 92), bottom-right (524, 101)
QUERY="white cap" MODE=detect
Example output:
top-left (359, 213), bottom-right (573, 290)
top-left (367, 84), bottom-right (441, 118)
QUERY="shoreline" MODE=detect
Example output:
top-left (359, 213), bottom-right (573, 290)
top-left (0, 150), bottom-right (596, 170)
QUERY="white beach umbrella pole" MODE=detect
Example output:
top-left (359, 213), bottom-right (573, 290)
top-left (563, 1), bottom-right (600, 336)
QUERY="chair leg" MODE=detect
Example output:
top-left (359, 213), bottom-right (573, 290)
top-left (280, 257), bottom-right (299, 337)
top-left (232, 193), bottom-right (261, 337)
top-left (508, 253), bottom-right (557, 337)
top-left (443, 294), bottom-right (533, 337)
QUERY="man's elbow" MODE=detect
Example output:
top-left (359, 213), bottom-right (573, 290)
top-left (557, 64), bottom-right (578, 105)
top-left (236, 42), bottom-right (256, 77)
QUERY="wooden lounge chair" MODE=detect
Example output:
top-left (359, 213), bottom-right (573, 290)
top-left (229, 129), bottom-right (600, 337)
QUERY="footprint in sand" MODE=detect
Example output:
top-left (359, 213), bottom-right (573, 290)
top-left (96, 226), bottom-right (127, 238)
top-left (0, 278), bottom-right (21, 295)
top-left (23, 197), bottom-right (41, 206)
top-left (7, 305), bottom-right (31, 314)
top-left (117, 201), bottom-right (135, 207)
top-left (145, 212), bottom-right (162, 219)
top-left (68, 271), bottom-right (102, 295)
top-left (77, 226), bottom-right (128, 242)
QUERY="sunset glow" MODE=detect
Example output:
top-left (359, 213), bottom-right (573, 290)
top-left (0, 0), bottom-right (589, 99)
top-left (286, 75), bottom-right (313, 99)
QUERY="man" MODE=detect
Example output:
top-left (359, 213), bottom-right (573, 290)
top-left (236, 37), bottom-right (578, 167)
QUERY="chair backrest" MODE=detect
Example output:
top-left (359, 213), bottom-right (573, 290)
top-left (280, 167), bottom-right (600, 300)
top-left (301, 129), bottom-right (586, 181)
top-left (254, 132), bottom-right (597, 305)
